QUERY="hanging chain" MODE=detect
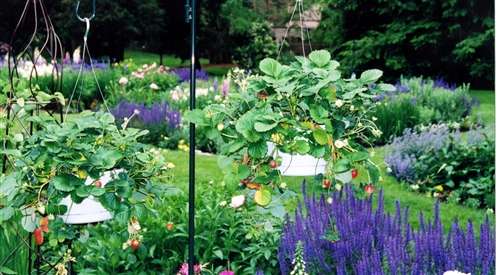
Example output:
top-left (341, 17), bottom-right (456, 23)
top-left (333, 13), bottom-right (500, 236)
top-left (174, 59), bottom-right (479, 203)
top-left (277, 0), bottom-right (313, 59)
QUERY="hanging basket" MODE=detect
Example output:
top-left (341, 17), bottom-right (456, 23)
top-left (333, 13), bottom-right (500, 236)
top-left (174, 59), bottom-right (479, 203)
top-left (267, 142), bottom-right (326, 176)
top-left (59, 169), bottom-right (123, 224)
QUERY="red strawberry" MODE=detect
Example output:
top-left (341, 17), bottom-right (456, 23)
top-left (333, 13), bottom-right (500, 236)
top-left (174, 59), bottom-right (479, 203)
top-left (269, 160), bottom-right (278, 169)
top-left (130, 239), bottom-right (140, 251)
top-left (94, 180), bottom-right (103, 188)
top-left (166, 222), bottom-right (174, 231)
top-left (34, 228), bottom-right (44, 245)
top-left (364, 184), bottom-right (375, 194)
top-left (322, 179), bottom-right (331, 189)
top-left (351, 169), bottom-right (358, 179)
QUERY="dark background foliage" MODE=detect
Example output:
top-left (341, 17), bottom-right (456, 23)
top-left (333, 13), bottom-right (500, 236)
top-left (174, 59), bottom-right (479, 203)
top-left (313, 0), bottom-right (494, 88)
top-left (0, 0), bottom-right (494, 87)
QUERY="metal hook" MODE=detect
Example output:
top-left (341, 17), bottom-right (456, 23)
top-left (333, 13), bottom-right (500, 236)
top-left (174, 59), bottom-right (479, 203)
top-left (75, 0), bottom-right (96, 22)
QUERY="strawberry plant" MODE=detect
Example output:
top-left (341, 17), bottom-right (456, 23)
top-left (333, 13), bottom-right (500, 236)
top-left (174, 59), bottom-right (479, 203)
top-left (0, 111), bottom-right (172, 242)
top-left (188, 50), bottom-right (392, 206)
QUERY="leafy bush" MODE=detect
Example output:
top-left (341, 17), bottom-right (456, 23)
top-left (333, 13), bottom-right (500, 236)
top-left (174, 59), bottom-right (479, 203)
top-left (371, 77), bottom-right (478, 144)
top-left (106, 69), bottom-right (179, 108)
top-left (278, 185), bottom-right (495, 274)
top-left (385, 125), bottom-right (495, 208)
top-left (72, 182), bottom-right (282, 274)
top-left (231, 22), bottom-right (278, 70)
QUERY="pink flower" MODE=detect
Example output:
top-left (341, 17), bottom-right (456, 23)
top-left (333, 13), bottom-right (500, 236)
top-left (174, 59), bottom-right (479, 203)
top-left (219, 270), bottom-right (235, 275)
top-left (177, 263), bottom-right (202, 275)
top-left (222, 79), bottom-right (230, 97)
top-left (230, 195), bottom-right (245, 209)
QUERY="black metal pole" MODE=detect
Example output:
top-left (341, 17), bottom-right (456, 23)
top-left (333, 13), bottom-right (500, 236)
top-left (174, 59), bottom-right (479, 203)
top-left (186, 0), bottom-right (196, 274)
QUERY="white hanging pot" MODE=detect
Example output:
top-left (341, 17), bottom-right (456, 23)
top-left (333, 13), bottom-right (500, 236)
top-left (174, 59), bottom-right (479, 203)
top-left (59, 169), bottom-right (123, 224)
top-left (267, 142), bottom-right (327, 176)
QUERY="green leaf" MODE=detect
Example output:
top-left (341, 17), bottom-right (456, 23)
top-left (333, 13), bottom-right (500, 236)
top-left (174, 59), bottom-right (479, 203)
top-left (248, 141), bottom-right (268, 158)
top-left (254, 121), bottom-right (278, 132)
top-left (310, 105), bottom-right (328, 123)
top-left (259, 58), bottom-right (282, 77)
top-left (349, 151), bottom-right (369, 162)
top-left (0, 266), bottom-right (18, 274)
top-left (308, 50), bottom-right (331, 67)
top-left (367, 162), bottom-right (380, 183)
top-left (237, 165), bottom-right (251, 180)
top-left (235, 112), bottom-right (260, 142)
top-left (360, 69), bottom-right (383, 83)
top-left (254, 189), bottom-right (272, 206)
top-left (214, 249), bottom-right (224, 260)
top-left (293, 140), bottom-right (310, 154)
top-left (334, 159), bottom-right (350, 173)
top-left (52, 175), bottom-right (81, 192)
top-left (0, 207), bottom-right (14, 222)
top-left (76, 186), bottom-right (91, 198)
top-left (184, 109), bottom-right (208, 126)
top-left (312, 128), bottom-right (328, 145)
top-left (90, 187), bottom-right (106, 197)
top-left (90, 148), bottom-right (123, 169)
top-left (47, 205), bottom-right (68, 215)
top-left (378, 83), bottom-right (396, 92)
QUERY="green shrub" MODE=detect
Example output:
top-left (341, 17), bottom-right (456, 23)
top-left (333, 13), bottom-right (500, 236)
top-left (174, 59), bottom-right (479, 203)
top-left (73, 182), bottom-right (282, 274)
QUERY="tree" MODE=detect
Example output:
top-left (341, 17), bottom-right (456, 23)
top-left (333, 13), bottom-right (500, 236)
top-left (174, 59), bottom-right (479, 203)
top-left (313, 0), bottom-right (494, 88)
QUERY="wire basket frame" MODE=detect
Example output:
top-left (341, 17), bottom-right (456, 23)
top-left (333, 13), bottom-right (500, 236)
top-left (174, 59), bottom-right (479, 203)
top-left (0, 0), bottom-right (67, 274)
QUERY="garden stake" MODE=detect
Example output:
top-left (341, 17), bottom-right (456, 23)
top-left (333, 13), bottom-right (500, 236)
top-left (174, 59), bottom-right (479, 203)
top-left (185, 0), bottom-right (197, 274)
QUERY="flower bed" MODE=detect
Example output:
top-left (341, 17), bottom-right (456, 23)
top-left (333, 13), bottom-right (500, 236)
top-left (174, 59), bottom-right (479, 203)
top-left (278, 185), bottom-right (495, 274)
top-left (385, 125), bottom-right (495, 208)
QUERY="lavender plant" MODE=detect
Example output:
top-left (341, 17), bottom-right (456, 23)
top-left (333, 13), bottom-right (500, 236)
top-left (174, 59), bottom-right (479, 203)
top-left (278, 185), bottom-right (495, 274)
top-left (111, 101), bottom-right (181, 145)
top-left (172, 68), bottom-right (209, 82)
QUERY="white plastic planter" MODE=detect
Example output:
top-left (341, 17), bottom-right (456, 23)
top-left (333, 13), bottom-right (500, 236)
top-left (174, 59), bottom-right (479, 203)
top-left (59, 169), bottom-right (123, 224)
top-left (267, 142), bottom-right (327, 176)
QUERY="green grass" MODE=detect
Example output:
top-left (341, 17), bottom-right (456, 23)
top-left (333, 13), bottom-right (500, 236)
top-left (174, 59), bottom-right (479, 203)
top-left (124, 49), bottom-right (210, 68)
top-left (471, 90), bottom-right (495, 125)
top-left (164, 148), bottom-right (492, 233)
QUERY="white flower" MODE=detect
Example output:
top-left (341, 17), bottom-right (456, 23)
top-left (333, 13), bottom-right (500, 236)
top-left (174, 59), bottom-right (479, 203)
top-left (133, 109), bottom-right (140, 115)
top-left (443, 271), bottom-right (471, 275)
top-left (350, 105), bottom-right (355, 111)
top-left (486, 208), bottom-right (494, 215)
top-left (219, 201), bottom-right (227, 207)
top-left (166, 162), bottom-right (176, 169)
top-left (357, 122), bottom-right (363, 127)
top-left (217, 123), bottom-right (224, 131)
top-left (118, 77), bottom-right (128, 86)
top-left (196, 88), bottom-right (209, 96)
top-left (386, 167), bottom-right (392, 173)
top-left (72, 47), bottom-right (81, 64)
top-left (334, 139), bottom-right (348, 149)
top-left (150, 83), bottom-right (160, 90)
top-left (334, 99), bottom-right (344, 108)
top-left (410, 184), bottom-right (419, 190)
top-left (230, 195), bottom-right (245, 209)
top-left (280, 182), bottom-right (287, 189)
top-left (450, 122), bottom-right (460, 129)
top-left (214, 95), bottom-right (222, 101)
top-left (371, 116), bottom-right (378, 121)
top-left (326, 197), bottom-right (333, 204)
top-left (127, 219), bottom-right (141, 234)
top-left (334, 184), bottom-right (342, 191)
top-left (372, 129), bottom-right (383, 137)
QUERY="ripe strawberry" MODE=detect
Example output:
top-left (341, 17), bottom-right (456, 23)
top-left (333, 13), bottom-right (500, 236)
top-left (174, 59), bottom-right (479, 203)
top-left (269, 160), bottom-right (278, 169)
top-left (166, 222), bottom-right (174, 231)
top-left (40, 217), bottom-right (49, 233)
top-left (130, 239), bottom-right (140, 251)
top-left (94, 180), bottom-right (103, 188)
top-left (322, 179), bottom-right (331, 189)
top-left (34, 228), bottom-right (44, 245)
top-left (351, 169), bottom-right (358, 179)
top-left (364, 184), bottom-right (375, 194)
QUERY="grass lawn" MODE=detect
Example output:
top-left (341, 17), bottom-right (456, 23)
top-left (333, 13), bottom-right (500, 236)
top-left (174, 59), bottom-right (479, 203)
top-left (471, 89), bottom-right (495, 125)
top-left (165, 148), bottom-right (491, 233)
top-left (124, 49), bottom-right (209, 68)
